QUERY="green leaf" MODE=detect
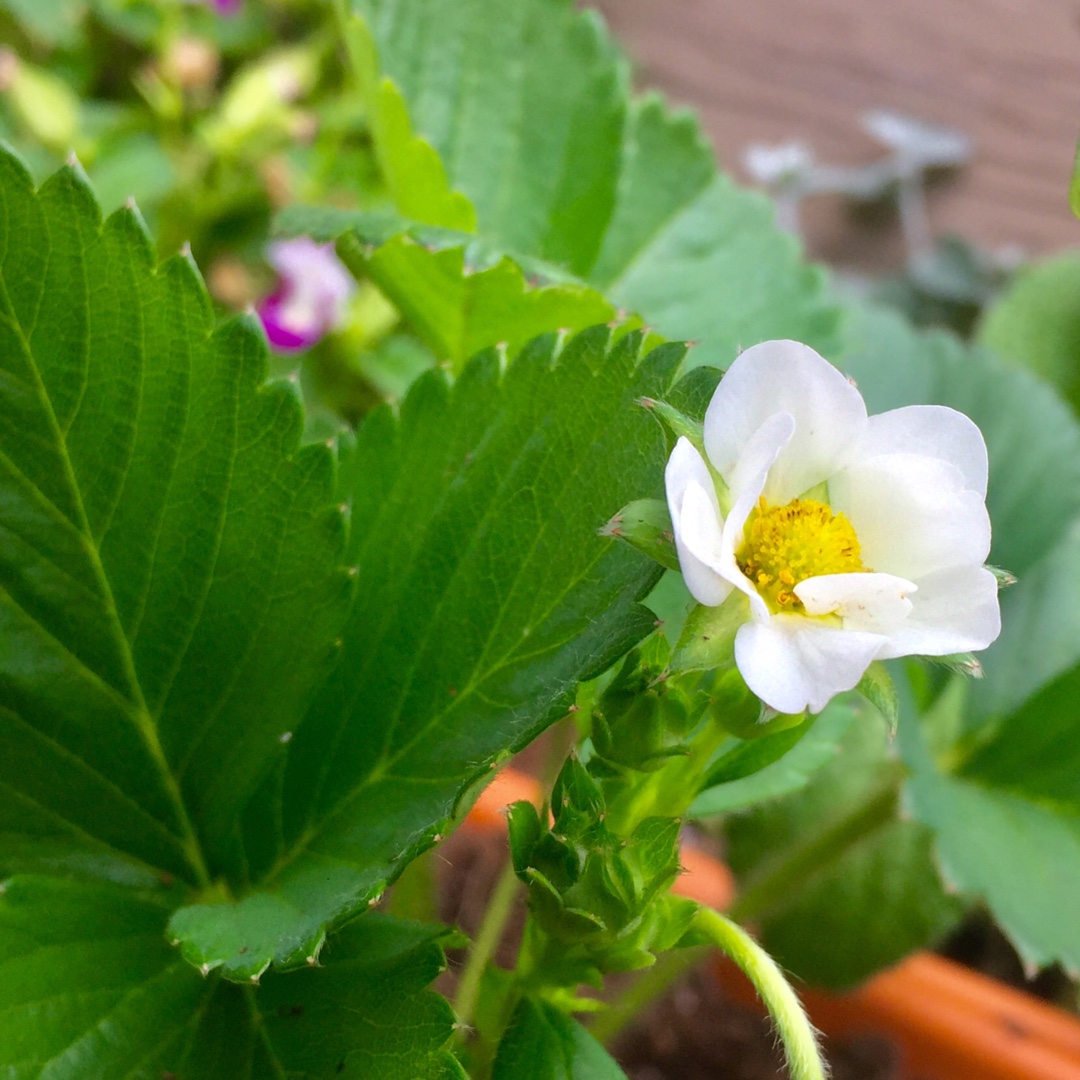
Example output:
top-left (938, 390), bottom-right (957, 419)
top-left (590, 98), bottom-right (840, 370)
top-left (336, 231), bottom-right (616, 373)
top-left (258, 915), bottom-right (465, 1079)
top-left (978, 251), bottom-right (1080, 413)
top-left (0, 147), bottom-right (350, 885)
top-left (355, 0), bottom-right (627, 276)
top-left (169, 328), bottom-right (686, 978)
top-left (902, 700), bottom-right (1080, 971)
top-left (348, 0), bottom-right (841, 365)
top-left (969, 520), bottom-right (1080, 722)
top-left (727, 710), bottom-right (964, 988)
top-left (961, 660), bottom-right (1080, 813)
top-left (0, 146), bottom-right (465, 1075)
top-left (492, 997), bottom-right (627, 1080)
top-left (0, 878), bottom-right (463, 1078)
top-left (0, 877), bottom-right (210, 1076)
top-left (690, 699), bottom-right (855, 816)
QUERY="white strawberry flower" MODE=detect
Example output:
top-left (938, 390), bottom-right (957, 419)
top-left (665, 340), bottom-right (1001, 714)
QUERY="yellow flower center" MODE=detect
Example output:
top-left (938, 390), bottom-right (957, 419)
top-left (736, 497), bottom-right (866, 614)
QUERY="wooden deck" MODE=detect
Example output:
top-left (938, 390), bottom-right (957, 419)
top-left (594, 0), bottom-right (1080, 269)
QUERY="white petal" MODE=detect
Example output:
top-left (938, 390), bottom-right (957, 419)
top-left (704, 340), bottom-right (867, 504)
top-left (727, 411), bottom-right (797, 504)
top-left (874, 565), bottom-right (1001, 659)
top-left (665, 438), bottom-right (733, 606)
top-left (795, 572), bottom-right (917, 634)
top-left (735, 616), bottom-right (885, 714)
top-left (829, 453), bottom-right (991, 580)
top-left (718, 415), bottom-right (796, 621)
top-left (856, 405), bottom-right (988, 497)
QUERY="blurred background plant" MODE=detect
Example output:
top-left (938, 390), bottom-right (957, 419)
top-left (0, 0), bottom-right (419, 425)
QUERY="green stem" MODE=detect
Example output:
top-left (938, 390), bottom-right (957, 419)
top-left (604, 713), bottom-right (730, 836)
top-left (693, 907), bottom-right (827, 1080)
top-left (729, 771), bottom-right (900, 924)
top-left (454, 857), bottom-right (521, 1032)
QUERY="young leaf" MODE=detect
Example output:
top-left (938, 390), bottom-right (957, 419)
top-left (492, 996), bottom-right (628, 1080)
top-left (336, 231), bottom-right (615, 372)
top-left (0, 147), bottom-right (350, 887)
top-left (349, 0), bottom-right (841, 366)
top-left (169, 328), bottom-right (687, 979)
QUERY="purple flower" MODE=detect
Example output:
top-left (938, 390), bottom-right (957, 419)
top-left (210, 0), bottom-right (241, 13)
top-left (257, 238), bottom-right (355, 353)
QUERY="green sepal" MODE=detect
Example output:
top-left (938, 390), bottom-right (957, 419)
top-left (928, 652), bottom-right (985, 679)
top-left (653, 895), bottom-right (703, 952)
top-left (590, 637), bottom-right (699, 774)
top-left (857, 661), bottom-right (900, 734)
top-left (703, 667), bottom-right (771, 737)
top-left (987, 564), bottom-right (1017, 589)
top-left (669, 592), bottom-right (748, 674)
top-left (507, 801), bottom-right (545, 877)
top-left (508, 802), bottom-right (582, 897)
top-left (599, 499), bottom-right (680, 572)
top-left (701, 714), bottom-right (816, 789)
top-left (621, 817), bottom-right (684, 911)
top-left (663, 366), bottom-right (723, 423)
top-left (552, 756), bottom-right (606, 834)
top-left (638, 395), bottom-right (704, 449)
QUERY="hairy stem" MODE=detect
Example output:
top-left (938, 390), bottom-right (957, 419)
top-left (693, 907), bottom-right (828, 1080)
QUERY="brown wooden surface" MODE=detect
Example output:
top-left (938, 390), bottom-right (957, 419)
top-left (594, 0), bottom-right (1080, 269)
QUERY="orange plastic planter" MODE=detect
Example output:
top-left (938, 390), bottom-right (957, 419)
top-left (465, 766), bottom-right (1080, 1080)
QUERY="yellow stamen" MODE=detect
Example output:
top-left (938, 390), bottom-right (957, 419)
top-left (736, 497), bottom-right (866, 614)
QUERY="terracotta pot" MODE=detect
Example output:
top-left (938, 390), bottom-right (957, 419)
top-left (465, 767), bottom-right (1080, 1080)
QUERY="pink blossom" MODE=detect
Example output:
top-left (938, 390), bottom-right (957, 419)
top-left (257, 238), bottom-right (355, 353)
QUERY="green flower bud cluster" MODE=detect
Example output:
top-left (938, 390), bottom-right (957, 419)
top-left (506, 753), bottom-right (698, 995)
